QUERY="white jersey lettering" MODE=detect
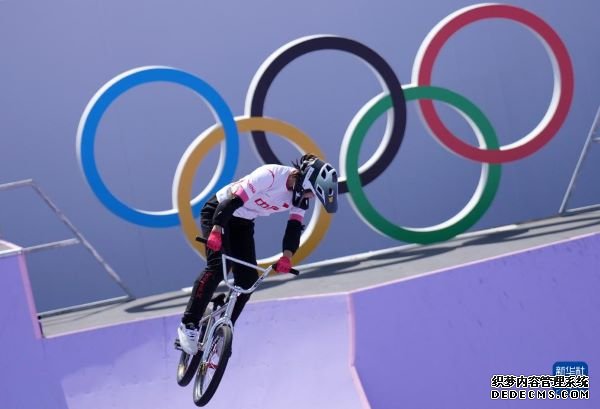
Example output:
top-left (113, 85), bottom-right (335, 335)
top-left (216, 164), bottom-right (305, 221)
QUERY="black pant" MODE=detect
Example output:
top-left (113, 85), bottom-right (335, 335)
top-left (182, 196), bottom-right (258, 326)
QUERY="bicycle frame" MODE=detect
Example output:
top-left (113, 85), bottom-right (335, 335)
top-left (198, 253), bottom-right (274, 363)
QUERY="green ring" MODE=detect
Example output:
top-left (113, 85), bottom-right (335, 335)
top-left (344, 85), bottom-right (502, 244)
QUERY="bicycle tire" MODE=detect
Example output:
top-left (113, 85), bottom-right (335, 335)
top-left (192, 324), bottom-right (233, 406)
top-left (176, 350), bottom-right (202, 386)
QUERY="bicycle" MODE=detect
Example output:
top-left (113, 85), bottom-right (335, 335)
top-left (174, 235), bottom-right (299, 406)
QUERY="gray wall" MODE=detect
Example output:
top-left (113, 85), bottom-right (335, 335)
top-left (1, 0), bottom-right (599, 309)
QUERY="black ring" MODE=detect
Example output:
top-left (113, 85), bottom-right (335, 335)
top-left (246, 35), bottom-right (407, 194)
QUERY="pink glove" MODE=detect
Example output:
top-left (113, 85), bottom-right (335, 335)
top-left (274, 256), bottom-right (292, 274)
top-left (206, 229), bottom-right (222, 252)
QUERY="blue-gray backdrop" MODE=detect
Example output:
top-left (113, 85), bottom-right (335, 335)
top-left (1, 0), bottom-right (598, 310)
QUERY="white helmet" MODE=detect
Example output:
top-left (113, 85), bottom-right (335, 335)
top-left (292, 155), bottom-right (338, 213)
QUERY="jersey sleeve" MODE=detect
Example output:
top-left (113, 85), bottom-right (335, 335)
top-left (232, 166), bottom-right (276, 203)
top-left (288, 205), bottom-right (305, 223)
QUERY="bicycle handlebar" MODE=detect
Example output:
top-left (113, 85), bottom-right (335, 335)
top-left (195, 236), bottom-right (300, 277)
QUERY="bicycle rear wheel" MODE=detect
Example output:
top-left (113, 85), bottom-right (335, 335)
top-left (176, 349), bottom-right (202, 386)
top-left (193, 324), bottom-right (232, 406)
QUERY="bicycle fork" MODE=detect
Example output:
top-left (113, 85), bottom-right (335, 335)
top-left (199, 291), bottom-right (237, 369)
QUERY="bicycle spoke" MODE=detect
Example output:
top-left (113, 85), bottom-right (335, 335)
top-left (192, 324), bottom-right (233, 405)
top-left (199, 335), bottom-right (223, 393)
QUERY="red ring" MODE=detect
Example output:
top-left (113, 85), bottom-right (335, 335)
top-left (415, 4), bottom-right (574, 163)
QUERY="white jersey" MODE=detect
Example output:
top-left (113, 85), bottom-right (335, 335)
top-left (215, 164), bottom-right (305, 222)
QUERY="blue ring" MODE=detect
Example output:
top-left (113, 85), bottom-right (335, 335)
top-left (77, 66), bottom-right (239, 228)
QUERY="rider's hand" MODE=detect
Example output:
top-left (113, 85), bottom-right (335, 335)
top-left (274, 256), bottom-right (292, 274)
top-left (206, 228), bottom-right (222, 252)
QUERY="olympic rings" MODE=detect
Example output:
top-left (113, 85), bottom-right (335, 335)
top-left (245, 35), bottom-right (407, 194)
top-left (77, 4), bottom-right (574, 258)
top-left (76, 66), bottom-right (239, 228)
top-left (174, 116), bottom-right (332, 266)
top-left (344, 86), bottom-right (502, 244)
top-left (413, 3), bottom-right (574, 163)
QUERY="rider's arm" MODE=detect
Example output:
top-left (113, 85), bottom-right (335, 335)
top-left (276, 194), bottom-right (306, 273)
top-left (212, 195), bottom-right (244, 227)
top-left (282, 214), bottom-right (304, 255)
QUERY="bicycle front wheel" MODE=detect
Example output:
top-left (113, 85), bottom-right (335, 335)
top-left (192, 324), bottom-right (233, 406)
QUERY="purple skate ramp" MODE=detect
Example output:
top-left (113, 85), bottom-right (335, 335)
top-left (0, 244), bottom-right (68, 409)
top-left (1, 231), bottom-right (598, 408)
top-left (44, 294), bottom-right (367, 409)
top-left (351, 233), bottom-right (600, 409)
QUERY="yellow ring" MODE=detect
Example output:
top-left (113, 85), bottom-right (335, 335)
top-left (175, 116), bottom-right (332, 267)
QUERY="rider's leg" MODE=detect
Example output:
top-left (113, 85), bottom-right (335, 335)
top-left (227, 217), bottom-right (258, 325)
top-left (181, 197), bottom-right (223, 326)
